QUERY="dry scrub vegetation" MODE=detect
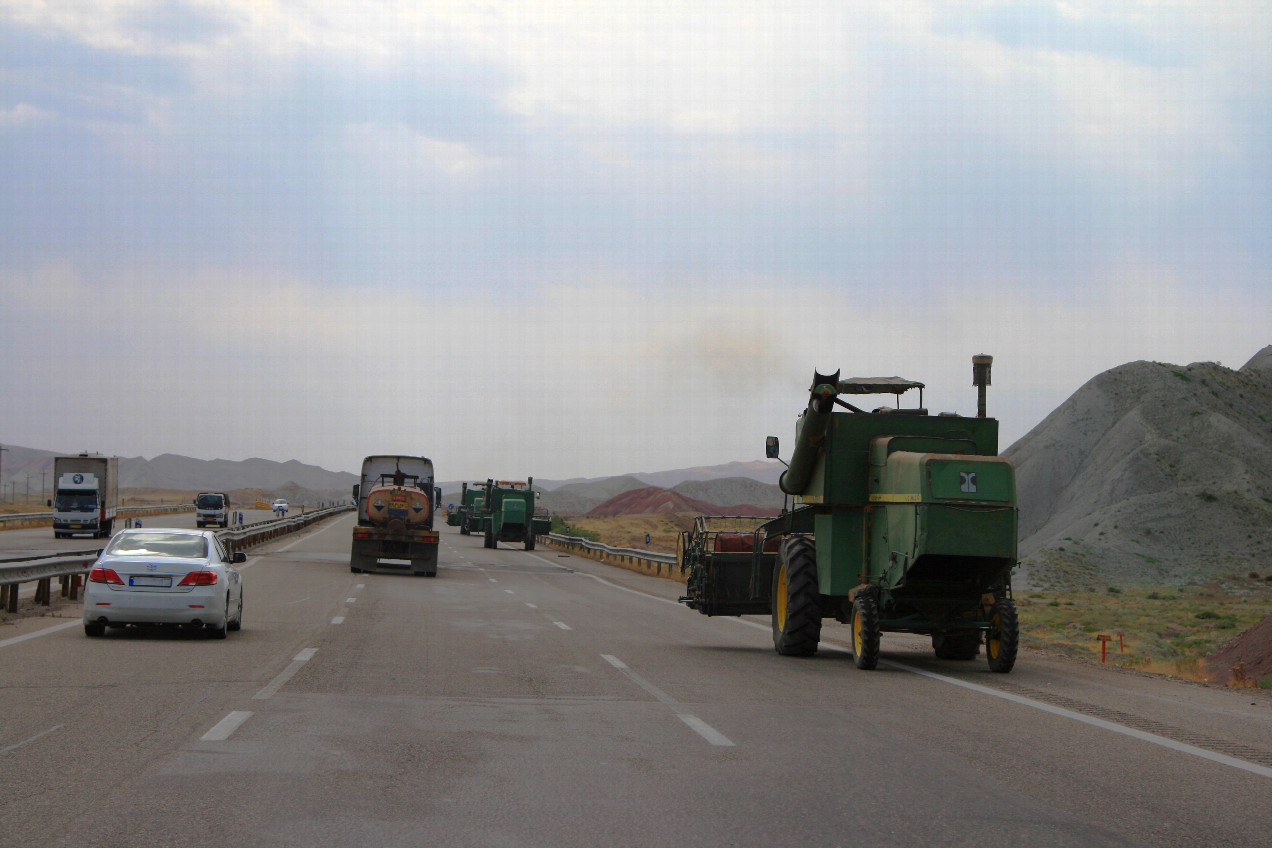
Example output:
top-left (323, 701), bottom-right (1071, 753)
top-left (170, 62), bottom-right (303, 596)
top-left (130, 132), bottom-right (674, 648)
top-left (1017, 578), bottom-right (1272, 686)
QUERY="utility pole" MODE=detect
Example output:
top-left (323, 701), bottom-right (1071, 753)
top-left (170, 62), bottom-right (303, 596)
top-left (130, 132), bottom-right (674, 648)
top-left (0, 444), bottom-right (8, 504)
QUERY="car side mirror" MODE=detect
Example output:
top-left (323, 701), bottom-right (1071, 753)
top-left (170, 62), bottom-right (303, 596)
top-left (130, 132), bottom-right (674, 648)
top-left (232, 552), bottom-right (247, 563)
top-left (47, 499), bottom-right (52, 508)
top-left (765, 436), bottom-right (780, 459)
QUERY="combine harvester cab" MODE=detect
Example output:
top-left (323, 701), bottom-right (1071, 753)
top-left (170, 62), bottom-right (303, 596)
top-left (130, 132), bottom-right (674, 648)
top-left (480, 478), bottom-right (543, 551)
top-left (680, 355), bottom-right (1020, 673)
top-left (350, 455), bottom-right (440, 577)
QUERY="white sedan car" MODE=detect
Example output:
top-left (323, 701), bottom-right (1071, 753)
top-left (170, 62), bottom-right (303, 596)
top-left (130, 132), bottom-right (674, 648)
top-left (83, 528), bottom-right (245, 639)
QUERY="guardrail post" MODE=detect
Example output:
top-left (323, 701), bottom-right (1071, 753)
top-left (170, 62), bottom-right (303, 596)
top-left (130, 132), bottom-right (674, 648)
top-left (0, 584), bottom-right (9, 611)
top-left (69, 574), bottom-right (81, 601)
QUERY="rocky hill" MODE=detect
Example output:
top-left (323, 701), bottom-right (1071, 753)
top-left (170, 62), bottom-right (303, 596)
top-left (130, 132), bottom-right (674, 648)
top-left (671, 476), bottom-right (784, 510)
top-left (1005, 346), bottom-right (1272, 587)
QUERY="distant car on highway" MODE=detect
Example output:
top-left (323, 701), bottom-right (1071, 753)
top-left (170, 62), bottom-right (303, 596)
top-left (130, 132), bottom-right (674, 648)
top-left (271, 499), bottom-right (288, 516)
top-left (83, 528), bottom-right (245, 639)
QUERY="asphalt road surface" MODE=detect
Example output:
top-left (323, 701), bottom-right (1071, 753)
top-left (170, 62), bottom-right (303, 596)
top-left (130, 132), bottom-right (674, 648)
top-left (2, 513), bottom-right (1270, 847)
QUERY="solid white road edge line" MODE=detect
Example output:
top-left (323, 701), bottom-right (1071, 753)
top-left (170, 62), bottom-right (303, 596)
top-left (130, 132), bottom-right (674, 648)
top-left (727, 616), bottom-right (1272, 780)
top-left (201, 711), bottom-right (253, 742)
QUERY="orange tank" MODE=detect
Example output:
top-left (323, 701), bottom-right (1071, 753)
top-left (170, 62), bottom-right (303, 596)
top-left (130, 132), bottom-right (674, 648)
top-left (364, 484), bottom-right (432, 532)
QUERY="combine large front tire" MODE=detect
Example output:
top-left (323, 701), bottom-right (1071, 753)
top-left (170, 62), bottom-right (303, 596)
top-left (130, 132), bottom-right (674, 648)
top-left (771, 536), bottom-right (821, 656)
top-left (484, 524), bottom-right (494, 549)
top-left (986, 598), bottom-right (1019, 673)
top-left (850, 591), bottom-right (881, 670)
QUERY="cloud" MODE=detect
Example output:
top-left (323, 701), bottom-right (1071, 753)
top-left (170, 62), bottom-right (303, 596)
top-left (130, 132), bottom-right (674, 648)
top-left (0, 102), bottom-right (53, 125)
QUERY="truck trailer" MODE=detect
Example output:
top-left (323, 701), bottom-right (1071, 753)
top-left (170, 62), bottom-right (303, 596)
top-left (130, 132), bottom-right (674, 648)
top-left (49, 453), bottom-right (119, 539)
top-left (349, 455), bottom-right (440, 576)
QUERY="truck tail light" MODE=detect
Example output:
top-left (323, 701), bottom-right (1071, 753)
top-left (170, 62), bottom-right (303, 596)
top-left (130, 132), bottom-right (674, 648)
top-left (177, 571), bottom-right (218, 587)
top-left (89, 567), bottom-right (124, 585)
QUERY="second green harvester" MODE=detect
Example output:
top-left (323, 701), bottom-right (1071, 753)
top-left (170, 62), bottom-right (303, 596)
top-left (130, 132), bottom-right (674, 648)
top-left (680, 355), bottom-right (1020, 673)
top-left (479, 478), bottom-right (550, 550)
top-left (456, 482), bottom-right (486, 534)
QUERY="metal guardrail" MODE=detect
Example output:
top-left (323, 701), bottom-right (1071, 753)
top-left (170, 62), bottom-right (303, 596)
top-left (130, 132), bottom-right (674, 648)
top-left (0, 504), bottom-right (195, 531)
top-left (0, 505), bottom-right (353, 614)
top-left (543, 532), bottom-right (682, 581)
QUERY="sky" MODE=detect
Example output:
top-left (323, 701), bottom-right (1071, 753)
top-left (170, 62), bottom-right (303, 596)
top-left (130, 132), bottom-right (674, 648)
top-left (1, 1), bottom-right (1269, 481)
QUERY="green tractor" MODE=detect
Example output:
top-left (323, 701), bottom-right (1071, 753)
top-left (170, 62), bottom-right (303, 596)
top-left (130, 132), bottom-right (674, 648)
top-left (680, 355), bottom-right (1020, 673)
top-left (480, 478), bottom-right (545, 551)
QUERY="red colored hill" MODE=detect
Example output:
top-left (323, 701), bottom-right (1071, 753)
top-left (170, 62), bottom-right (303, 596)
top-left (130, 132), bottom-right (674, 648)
top-left (586, 486), bottom-right (780, 518)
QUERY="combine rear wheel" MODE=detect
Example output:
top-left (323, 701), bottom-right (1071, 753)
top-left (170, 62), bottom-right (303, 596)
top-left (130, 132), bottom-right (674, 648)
top-left (484, 524), bottom-right (495, 549)
top-left (986, 598), bottom-right (1019, 673)
top-left (850, 591), bottom-right (881, 670)
top-left (771, 536), bottom-right (821, 656)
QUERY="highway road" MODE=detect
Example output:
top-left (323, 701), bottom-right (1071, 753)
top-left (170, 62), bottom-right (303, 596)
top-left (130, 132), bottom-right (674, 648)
top-left (2, 513), bottom-right (1270, 847)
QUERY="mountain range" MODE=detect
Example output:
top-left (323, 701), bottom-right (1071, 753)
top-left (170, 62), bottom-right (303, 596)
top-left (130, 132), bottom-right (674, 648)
top-left (5, 345), bottom-right (1270, 588)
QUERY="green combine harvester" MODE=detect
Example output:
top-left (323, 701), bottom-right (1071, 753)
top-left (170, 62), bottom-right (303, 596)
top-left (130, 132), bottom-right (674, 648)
top-left (680, 355), bottom-right (1020, 672)
top-left (456, 482), bottom-right (487, 535)
top-left (478, 478), bottom-right (550, 550)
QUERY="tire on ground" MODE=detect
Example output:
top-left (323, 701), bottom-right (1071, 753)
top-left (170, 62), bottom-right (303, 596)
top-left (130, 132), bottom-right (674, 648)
top-left (986, 598), bottom-right (1019, 673)
top-left (850, 590), bottom-right (881, 670)
top-left (771, 536), bottom-right (822, 656)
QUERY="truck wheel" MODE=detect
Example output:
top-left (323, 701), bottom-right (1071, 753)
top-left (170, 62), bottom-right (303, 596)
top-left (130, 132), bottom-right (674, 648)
top-left (850, 591), bottom-right (881, 670)
top-left (771, 536), bottom-right (821, 656)
top-left (986, 598), bottom-right (1019, 673)
top-left (933, 632), bottom-right (980, 660)
top-left (484, 525), bottom-right (494, 549)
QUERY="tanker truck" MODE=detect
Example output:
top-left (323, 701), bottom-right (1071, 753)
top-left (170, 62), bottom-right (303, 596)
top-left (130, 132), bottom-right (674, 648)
top-left (479, 478), bottom-right (544, 550)
top-left (680, 355), bottom-right (1020, 673)
top-left (50, 453), bottom-right (119, 539)
top-left (349, 455), bottom-right (440, 576)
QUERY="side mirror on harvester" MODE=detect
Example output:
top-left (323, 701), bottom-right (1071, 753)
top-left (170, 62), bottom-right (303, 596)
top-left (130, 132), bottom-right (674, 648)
top-left (765, 436), bottom-right (780, 459)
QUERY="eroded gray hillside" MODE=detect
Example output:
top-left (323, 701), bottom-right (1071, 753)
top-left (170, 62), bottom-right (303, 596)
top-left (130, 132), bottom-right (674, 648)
top-left (1005, 349), bottom-right (1272, 585)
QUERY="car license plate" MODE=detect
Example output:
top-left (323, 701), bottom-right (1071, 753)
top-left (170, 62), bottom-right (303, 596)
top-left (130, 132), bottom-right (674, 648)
top-left (129, 576), bottom-right (172, 588)
top-left (70, 524), bottom-right (82, 529)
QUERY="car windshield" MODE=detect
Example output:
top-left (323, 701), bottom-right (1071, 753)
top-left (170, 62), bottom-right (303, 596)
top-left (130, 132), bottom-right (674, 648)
top-left (196, 494), bottom-right (224, 509)
top-left (105, 533), bottom-right (208, 559)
